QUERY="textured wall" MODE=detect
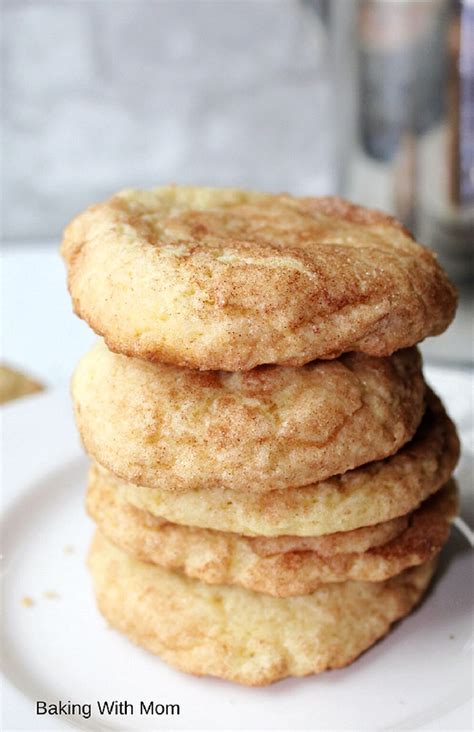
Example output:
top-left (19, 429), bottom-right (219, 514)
top-left (2, 0), bottom-right (334, 240)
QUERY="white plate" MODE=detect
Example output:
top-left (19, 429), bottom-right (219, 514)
top-left (2, 366), bottom-right (473, 732)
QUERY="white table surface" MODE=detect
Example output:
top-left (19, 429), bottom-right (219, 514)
top-left (2, 241), bottom-right (473, 385)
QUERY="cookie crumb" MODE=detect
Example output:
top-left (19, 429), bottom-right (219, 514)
top-left (21, 596), bottom-right (35, 607)
top-left (43, 591), bottom-right (60, 600)
top-left (63, 545), bottom-right (75, 555)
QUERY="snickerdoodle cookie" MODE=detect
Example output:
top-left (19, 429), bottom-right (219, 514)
top-left (88, 531), bottom-right (438, 685)
top-left (73, 340), bottom-right (425, 491)
top-left (96, 391), bottom-right (459, 537)
top-left (87, 475), bottom-right (456, 597)
top-left (61, 187), bottom-right (457, 371)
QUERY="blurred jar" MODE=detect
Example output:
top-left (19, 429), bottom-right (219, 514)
top-left (332, 0), bottom-right (474, 285)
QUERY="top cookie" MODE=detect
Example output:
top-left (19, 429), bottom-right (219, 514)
top-left (61, 187), bottom-right (457, 370)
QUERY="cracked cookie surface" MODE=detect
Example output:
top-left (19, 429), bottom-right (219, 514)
top-left (62, 187), bottom-right (457, 370)
top-left (100, 391), bottom-right (459, 537)
top-left (73, 340), bottom-right (425, 491)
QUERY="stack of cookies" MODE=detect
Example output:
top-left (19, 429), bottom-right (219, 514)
top-left (62, 187), bottom-right (459, 686)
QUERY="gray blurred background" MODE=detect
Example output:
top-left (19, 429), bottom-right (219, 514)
top-left (2, 0), bottom-right (336, 242)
